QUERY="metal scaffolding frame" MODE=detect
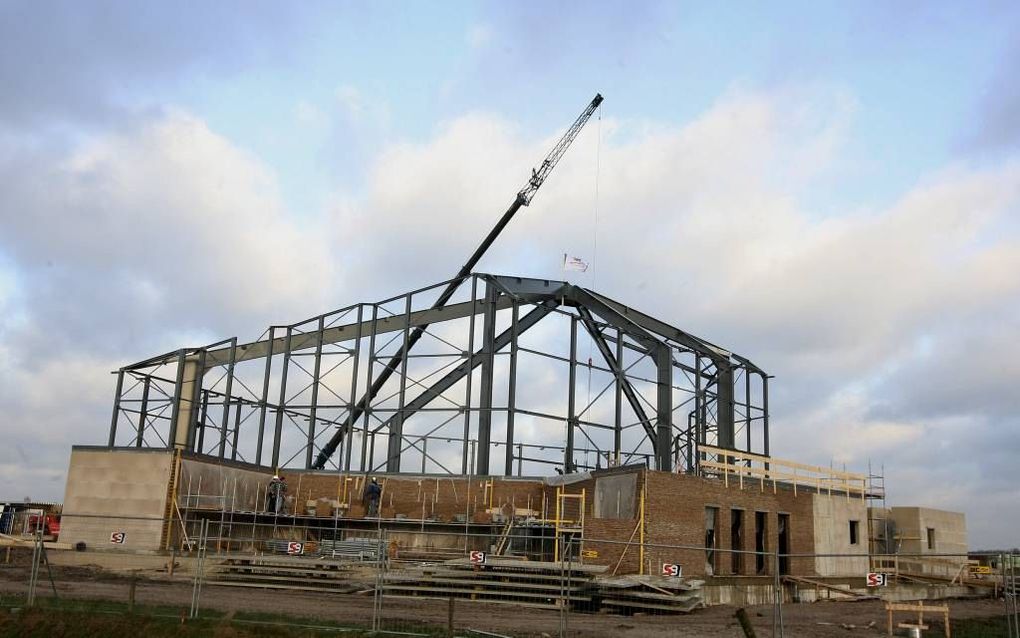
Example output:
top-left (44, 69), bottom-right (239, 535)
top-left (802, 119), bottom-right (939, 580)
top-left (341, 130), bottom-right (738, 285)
top-left (107, 273), bottom-right (769, 476)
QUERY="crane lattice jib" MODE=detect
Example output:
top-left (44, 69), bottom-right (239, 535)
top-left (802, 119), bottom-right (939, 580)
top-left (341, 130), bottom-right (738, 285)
top-left (517, 94), bottom-right (603, 206)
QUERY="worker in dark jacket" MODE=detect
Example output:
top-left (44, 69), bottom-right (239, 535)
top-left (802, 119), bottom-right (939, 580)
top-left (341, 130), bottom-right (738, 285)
top-left (266, 475), bottom-right (280, 513)
top-left (365, 477), bottom-right (382, 517)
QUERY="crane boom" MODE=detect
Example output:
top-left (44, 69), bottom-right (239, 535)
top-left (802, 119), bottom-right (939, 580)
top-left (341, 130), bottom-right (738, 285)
top-left (518, 93), bottom-right (603, 206)
top-left (313, 93), bottom-right (603, 470)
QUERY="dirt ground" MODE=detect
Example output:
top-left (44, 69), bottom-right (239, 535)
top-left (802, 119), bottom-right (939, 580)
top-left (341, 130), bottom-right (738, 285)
top-left (0, 558), bottom-right (1009, 637)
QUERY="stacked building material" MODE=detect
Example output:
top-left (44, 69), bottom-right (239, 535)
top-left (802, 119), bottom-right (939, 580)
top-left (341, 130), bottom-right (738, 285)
top-left (382, 558), bottom-right (604, 609)
top-left (205, 555), bottom-right (375, 593)
top-left (318, 537), bottom-right (383, 560)
top-left (594, 575), bottom-right (704, 614)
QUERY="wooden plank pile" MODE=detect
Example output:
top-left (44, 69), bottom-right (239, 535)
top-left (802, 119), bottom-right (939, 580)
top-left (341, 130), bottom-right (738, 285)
top-left (205, 555), bottom-right (375, 593)
top-left (382, 558), bottom-right (604, 610)
top-left (595, 575), bottom-right (704, 614)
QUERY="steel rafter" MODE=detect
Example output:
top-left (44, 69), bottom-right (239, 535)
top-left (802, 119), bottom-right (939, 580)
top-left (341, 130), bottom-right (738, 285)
top-left (107, 273), bottom-right (769, 477)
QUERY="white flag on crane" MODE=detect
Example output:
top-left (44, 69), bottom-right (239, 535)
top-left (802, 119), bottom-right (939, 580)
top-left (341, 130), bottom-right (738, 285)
top-left (562, 254), bottom-right (589, 273)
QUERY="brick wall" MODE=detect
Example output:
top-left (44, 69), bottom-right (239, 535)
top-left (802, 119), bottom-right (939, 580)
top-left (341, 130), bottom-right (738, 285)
top-left (642, 471), bottom-right (815, 578)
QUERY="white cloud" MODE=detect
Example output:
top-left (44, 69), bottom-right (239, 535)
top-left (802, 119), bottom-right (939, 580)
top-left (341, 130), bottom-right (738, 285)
top-left (1, 109), bottom-right (334, 335)
top-left (2, 86), bottom-right (1018, 545)
top-left (294, 100), bottom-right (329, 130)
top-left (466, 23), bottom-right (493, 49)
top-left (318, 87), bottom-right (1020, 544)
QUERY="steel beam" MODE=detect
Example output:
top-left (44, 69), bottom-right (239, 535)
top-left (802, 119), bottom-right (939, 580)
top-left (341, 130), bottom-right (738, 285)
top-left (475, 284), bottom-right (499, 475)
top-left (576, 306), bottom-right (656, 442)
top-left (371, 300), bottom-right (558, 455)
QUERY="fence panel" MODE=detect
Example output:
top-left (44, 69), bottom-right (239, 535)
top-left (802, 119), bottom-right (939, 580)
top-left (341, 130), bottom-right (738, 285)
top-left (2, 513), bottom-right (1016, 637)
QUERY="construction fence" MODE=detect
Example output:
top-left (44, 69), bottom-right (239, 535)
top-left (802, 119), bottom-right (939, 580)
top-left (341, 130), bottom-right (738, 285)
top-left (2, 515), bottom-right (1019, 637)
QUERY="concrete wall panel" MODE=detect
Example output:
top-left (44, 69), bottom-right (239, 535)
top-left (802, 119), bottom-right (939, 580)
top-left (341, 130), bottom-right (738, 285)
top-left (811, 493), bottom-right (869, 577)
top-left (60, 448), bottom-right (173, 552)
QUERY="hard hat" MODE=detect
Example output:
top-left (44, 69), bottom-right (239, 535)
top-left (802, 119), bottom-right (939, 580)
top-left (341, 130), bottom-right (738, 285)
top-left (273, 475), bottom-right (279, 480)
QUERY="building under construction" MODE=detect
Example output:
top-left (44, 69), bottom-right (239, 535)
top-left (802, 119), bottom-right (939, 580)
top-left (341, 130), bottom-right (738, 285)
top-left (58, 94), bottom-right (967, 594)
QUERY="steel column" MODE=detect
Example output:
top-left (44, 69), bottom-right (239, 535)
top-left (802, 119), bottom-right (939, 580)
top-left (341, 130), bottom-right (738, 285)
top-left (762, 373), bottom-right (770, 458)
top-left (185, 350), bottom-right (206, 452)
top-left (167, 351), bottom-right (187, 450)
top-left (745, 367), bottom-right (752, 456)
top-left (256, 328), bottom-right (276, 465)
top-left (387, 294), bottom-right (413, 472)
top-left (565, 316), bottom-right (577, 473)
top-left (196, 389), bottom-right (210, 453)
top-left (218, 338), bottom-right (236, 458)
top-left (360, 305), bottom-right (379, 473)
top-left (271, 327), bottom-right (293, 469)
top-left (716, 363), bottom-right (735, 449)
top-left (306, 316), bottom-right (325, 469)
top-left (614, 328), bottom-right (623, 465)
top-left (136, 376), bottom-right (150, 448)
top-left (108, 369), bottom-right (125, 446)
top-left (476, 283), bottom-right (498, 475)
top-left (343, 304), bottom-right (364, 473)
top-left (462, 276), bottom-right (478, 474)
top-left (504, 301), bottom-right (520, 475)
top-left (230, 400), bottom-right (241, 461)
top-left (654, 346), bottom-right (672, 471)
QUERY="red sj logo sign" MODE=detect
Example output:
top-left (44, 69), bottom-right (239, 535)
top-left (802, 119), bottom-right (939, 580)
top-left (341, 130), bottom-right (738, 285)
top-left (469, 550), bottom-right (486, 565)
top-left (287, 541), bottom-right (304, 555)
top-left (866, 572), bottom-right (888, 587)
top-left (661, 563), bottom-right (682, 577)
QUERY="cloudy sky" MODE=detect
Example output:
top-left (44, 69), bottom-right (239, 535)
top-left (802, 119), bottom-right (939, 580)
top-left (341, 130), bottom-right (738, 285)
top-left (1, 1), bottom-right (1018, 547)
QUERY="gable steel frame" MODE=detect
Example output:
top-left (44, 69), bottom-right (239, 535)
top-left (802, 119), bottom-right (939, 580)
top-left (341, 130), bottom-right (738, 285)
top-left (107, 273), bottom-right (770, 477)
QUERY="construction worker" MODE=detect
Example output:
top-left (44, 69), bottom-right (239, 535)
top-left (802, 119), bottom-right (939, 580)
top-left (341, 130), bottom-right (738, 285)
top-left (266, 475), bottom-right (280, 512)
top-left (275, 476), bottom-right (288, 514)
top-left (365, 477), bottom-right (382, 517)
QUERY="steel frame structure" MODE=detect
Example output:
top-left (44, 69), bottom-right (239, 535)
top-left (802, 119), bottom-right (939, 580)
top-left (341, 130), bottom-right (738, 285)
top-left (107, 273), bottom-right (770, 476)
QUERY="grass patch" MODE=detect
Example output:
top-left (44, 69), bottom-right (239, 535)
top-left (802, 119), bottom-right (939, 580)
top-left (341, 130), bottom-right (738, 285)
top-left (943, 615), bottom-right (1011, 638)
top-left (0, 594), bottom-right (443, 637)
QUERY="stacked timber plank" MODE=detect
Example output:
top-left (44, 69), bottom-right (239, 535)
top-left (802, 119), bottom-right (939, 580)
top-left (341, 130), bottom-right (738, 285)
top-left (595, 575), bottom-right (704, 614)
top-left (205, 555), bottom-right (375, 593)
top-left (382, 558), bottom-right (604, 610)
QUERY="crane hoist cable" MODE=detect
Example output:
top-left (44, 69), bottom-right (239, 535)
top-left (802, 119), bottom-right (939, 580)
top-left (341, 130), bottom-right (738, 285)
top-left (313, 93), bottom-right (604, 470)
